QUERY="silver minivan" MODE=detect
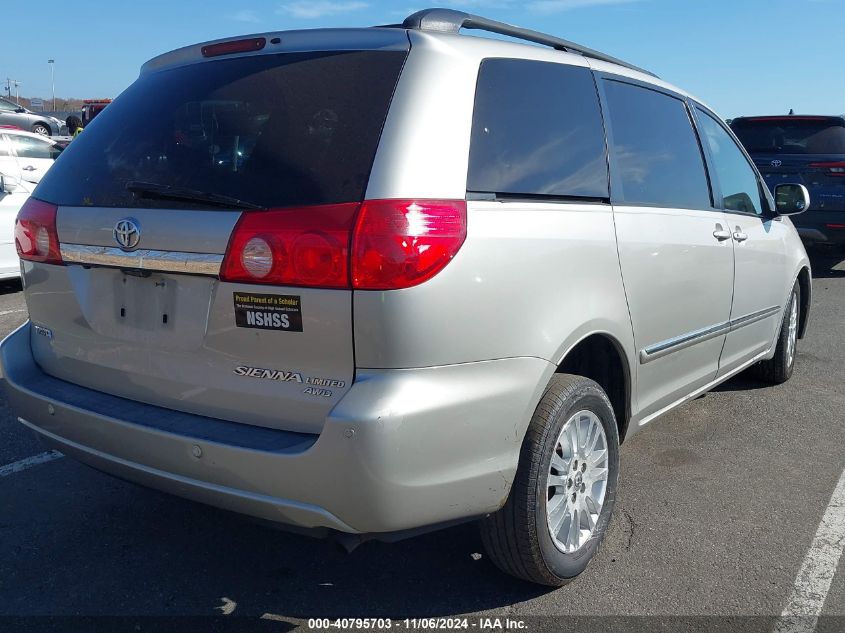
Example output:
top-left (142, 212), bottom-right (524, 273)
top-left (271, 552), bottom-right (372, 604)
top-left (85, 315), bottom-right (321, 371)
top-left (2, 9), bottom-right (811, 585)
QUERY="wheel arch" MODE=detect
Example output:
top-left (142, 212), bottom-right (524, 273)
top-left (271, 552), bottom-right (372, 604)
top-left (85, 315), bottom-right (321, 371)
top-left (796, 266), bottom-right (811, 339)
top-left (555, 332), bottom-right (632, 442)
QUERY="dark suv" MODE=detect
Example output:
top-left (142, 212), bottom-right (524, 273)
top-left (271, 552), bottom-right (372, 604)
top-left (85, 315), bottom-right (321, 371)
top-left (731, 115), bottom-right (845, 247)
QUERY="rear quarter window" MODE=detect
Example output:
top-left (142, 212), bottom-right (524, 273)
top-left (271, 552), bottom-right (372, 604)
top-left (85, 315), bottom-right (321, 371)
top-left (467, 59), bottom-right (608, 199)
top-left (34, 50), bottom-right (407, 209)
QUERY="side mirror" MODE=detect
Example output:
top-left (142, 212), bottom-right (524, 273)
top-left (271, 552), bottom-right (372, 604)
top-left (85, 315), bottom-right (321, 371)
top-left (774, 183), bottom-right (810, 216)
top-left (14, 107), bottom-right (25, 114)
top-left (0, 173), bottom-right (18, 193)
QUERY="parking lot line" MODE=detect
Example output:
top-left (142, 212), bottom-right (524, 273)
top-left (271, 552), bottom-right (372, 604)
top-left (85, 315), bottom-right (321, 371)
top-left (774, 465), bottom-right (845, 633)
top-left (0, 450), bottom-right (63, 478)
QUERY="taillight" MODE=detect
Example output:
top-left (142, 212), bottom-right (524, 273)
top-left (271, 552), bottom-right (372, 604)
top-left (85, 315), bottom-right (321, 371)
top-left (809, 161), bottom-right (845, 176)
top-left (351, 199), bottom-right (467, 290)
top-left (15, 198), bottom-right (62, 265)
top-left (220, 203), bottom-right (358, 288)
top-left (221, 199), bottom-right (467, 290)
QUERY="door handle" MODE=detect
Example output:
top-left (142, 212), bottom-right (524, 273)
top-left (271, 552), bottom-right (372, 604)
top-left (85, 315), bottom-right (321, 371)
top-left (713, 229), bottom-right (731, 241)
top-left (733, 231), bottom-right (748, 242)
top-left (21, 166), bottom-right (36, 171)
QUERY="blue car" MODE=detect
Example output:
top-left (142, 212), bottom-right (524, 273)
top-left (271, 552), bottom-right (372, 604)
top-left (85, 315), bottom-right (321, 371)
top-left (731, 115), bottom-right (845, 247)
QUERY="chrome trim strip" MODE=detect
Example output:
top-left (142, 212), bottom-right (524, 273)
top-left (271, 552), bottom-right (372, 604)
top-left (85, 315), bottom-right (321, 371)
top-left (60, 244), bottom-right (223, 276)
top-left (729, 305), bottom-right (782, 330)
top-left (640, 305), bottom-right (781, 364)
top-left (640, 322), bottom-right (730, 364)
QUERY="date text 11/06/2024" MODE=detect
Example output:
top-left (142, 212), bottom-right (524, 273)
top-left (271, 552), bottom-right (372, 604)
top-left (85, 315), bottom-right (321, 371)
top-left (306, 618), bottom-right (528, 630)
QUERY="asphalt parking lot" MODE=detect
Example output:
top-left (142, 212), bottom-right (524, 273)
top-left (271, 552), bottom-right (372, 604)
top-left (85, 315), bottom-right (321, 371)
top-left (1, 250), bottom-right (844, 632)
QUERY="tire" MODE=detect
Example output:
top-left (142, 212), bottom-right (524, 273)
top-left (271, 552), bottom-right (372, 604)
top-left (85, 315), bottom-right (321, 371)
top-left (31, 123), bottom-right (50, 136)
top-left (751, 281), bottom-right (800, 384)
top-left (480, 374), bottom-right (620, 586)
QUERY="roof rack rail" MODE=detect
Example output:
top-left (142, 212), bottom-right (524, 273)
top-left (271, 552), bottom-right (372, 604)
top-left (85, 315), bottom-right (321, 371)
top-left (401, 8), bottom-right (657, 78)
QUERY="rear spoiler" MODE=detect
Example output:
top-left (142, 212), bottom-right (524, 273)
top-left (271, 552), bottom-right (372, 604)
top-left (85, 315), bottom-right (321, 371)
top-left (140, 28), bottom-right (409, 75)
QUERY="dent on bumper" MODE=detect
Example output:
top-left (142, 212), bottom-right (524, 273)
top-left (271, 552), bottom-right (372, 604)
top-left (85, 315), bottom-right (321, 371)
top-left (1, 322), bottom-right (553, 534)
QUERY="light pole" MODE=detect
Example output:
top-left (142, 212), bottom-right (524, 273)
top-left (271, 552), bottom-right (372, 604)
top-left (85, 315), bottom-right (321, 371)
top-left (48, 59), bottom-right (55, 111)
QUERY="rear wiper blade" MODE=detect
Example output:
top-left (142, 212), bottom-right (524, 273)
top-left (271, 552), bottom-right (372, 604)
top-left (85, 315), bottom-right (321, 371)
top-left (125, 181), bottom-right (262, 210)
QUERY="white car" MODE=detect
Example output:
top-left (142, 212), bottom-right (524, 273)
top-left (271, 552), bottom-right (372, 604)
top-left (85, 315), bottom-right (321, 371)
top-left (0, 169), bottom-right (33, 278)
top-left (0, 129), bottom-right (62, 279)
top-left (0, 129), bottom-right (63, 185)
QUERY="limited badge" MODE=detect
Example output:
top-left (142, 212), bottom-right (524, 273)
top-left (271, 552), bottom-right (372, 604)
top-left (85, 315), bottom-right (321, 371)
top-left (233, 292), bottom-right (303, 332)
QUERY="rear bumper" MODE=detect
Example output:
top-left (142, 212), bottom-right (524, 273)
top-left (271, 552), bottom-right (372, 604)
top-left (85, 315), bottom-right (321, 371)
top-left (2, 322), bottom-right (552, 535)
top-left (793, 210), bottom-right (845, 245)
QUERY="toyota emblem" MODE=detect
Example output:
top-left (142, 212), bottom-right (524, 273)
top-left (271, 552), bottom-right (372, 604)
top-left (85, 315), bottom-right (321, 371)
top-left (114, 218), bottom-right (141, 250)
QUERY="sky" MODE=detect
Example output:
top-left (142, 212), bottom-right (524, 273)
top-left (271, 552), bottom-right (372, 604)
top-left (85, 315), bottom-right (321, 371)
top-left (1, 0), bottom-right (842, 118)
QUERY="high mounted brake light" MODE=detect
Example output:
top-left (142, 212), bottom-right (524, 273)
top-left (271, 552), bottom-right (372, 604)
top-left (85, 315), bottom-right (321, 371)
top-left (201, 38), bottom-right (266, 58)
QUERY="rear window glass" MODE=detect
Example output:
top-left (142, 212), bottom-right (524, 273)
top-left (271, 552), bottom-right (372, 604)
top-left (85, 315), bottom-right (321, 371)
top-left (35, 50), bottom-right (407, 209)
top-left (467, 59), bottom-right (608, 199)
top-left (730, 118), bottom-right (845, 155)
top-left (603, 80), bottom-right (711, 209)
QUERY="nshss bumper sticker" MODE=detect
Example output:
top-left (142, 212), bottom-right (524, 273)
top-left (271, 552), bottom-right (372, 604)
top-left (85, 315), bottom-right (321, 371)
top-left (233, 292), bottom-right (303, 332)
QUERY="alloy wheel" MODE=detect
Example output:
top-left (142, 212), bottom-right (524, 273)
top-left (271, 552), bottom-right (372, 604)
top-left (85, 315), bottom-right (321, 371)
top-left (545, 410), bottom-right (609, 553)
top-left (786, 292), bottom-right (798, 367)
